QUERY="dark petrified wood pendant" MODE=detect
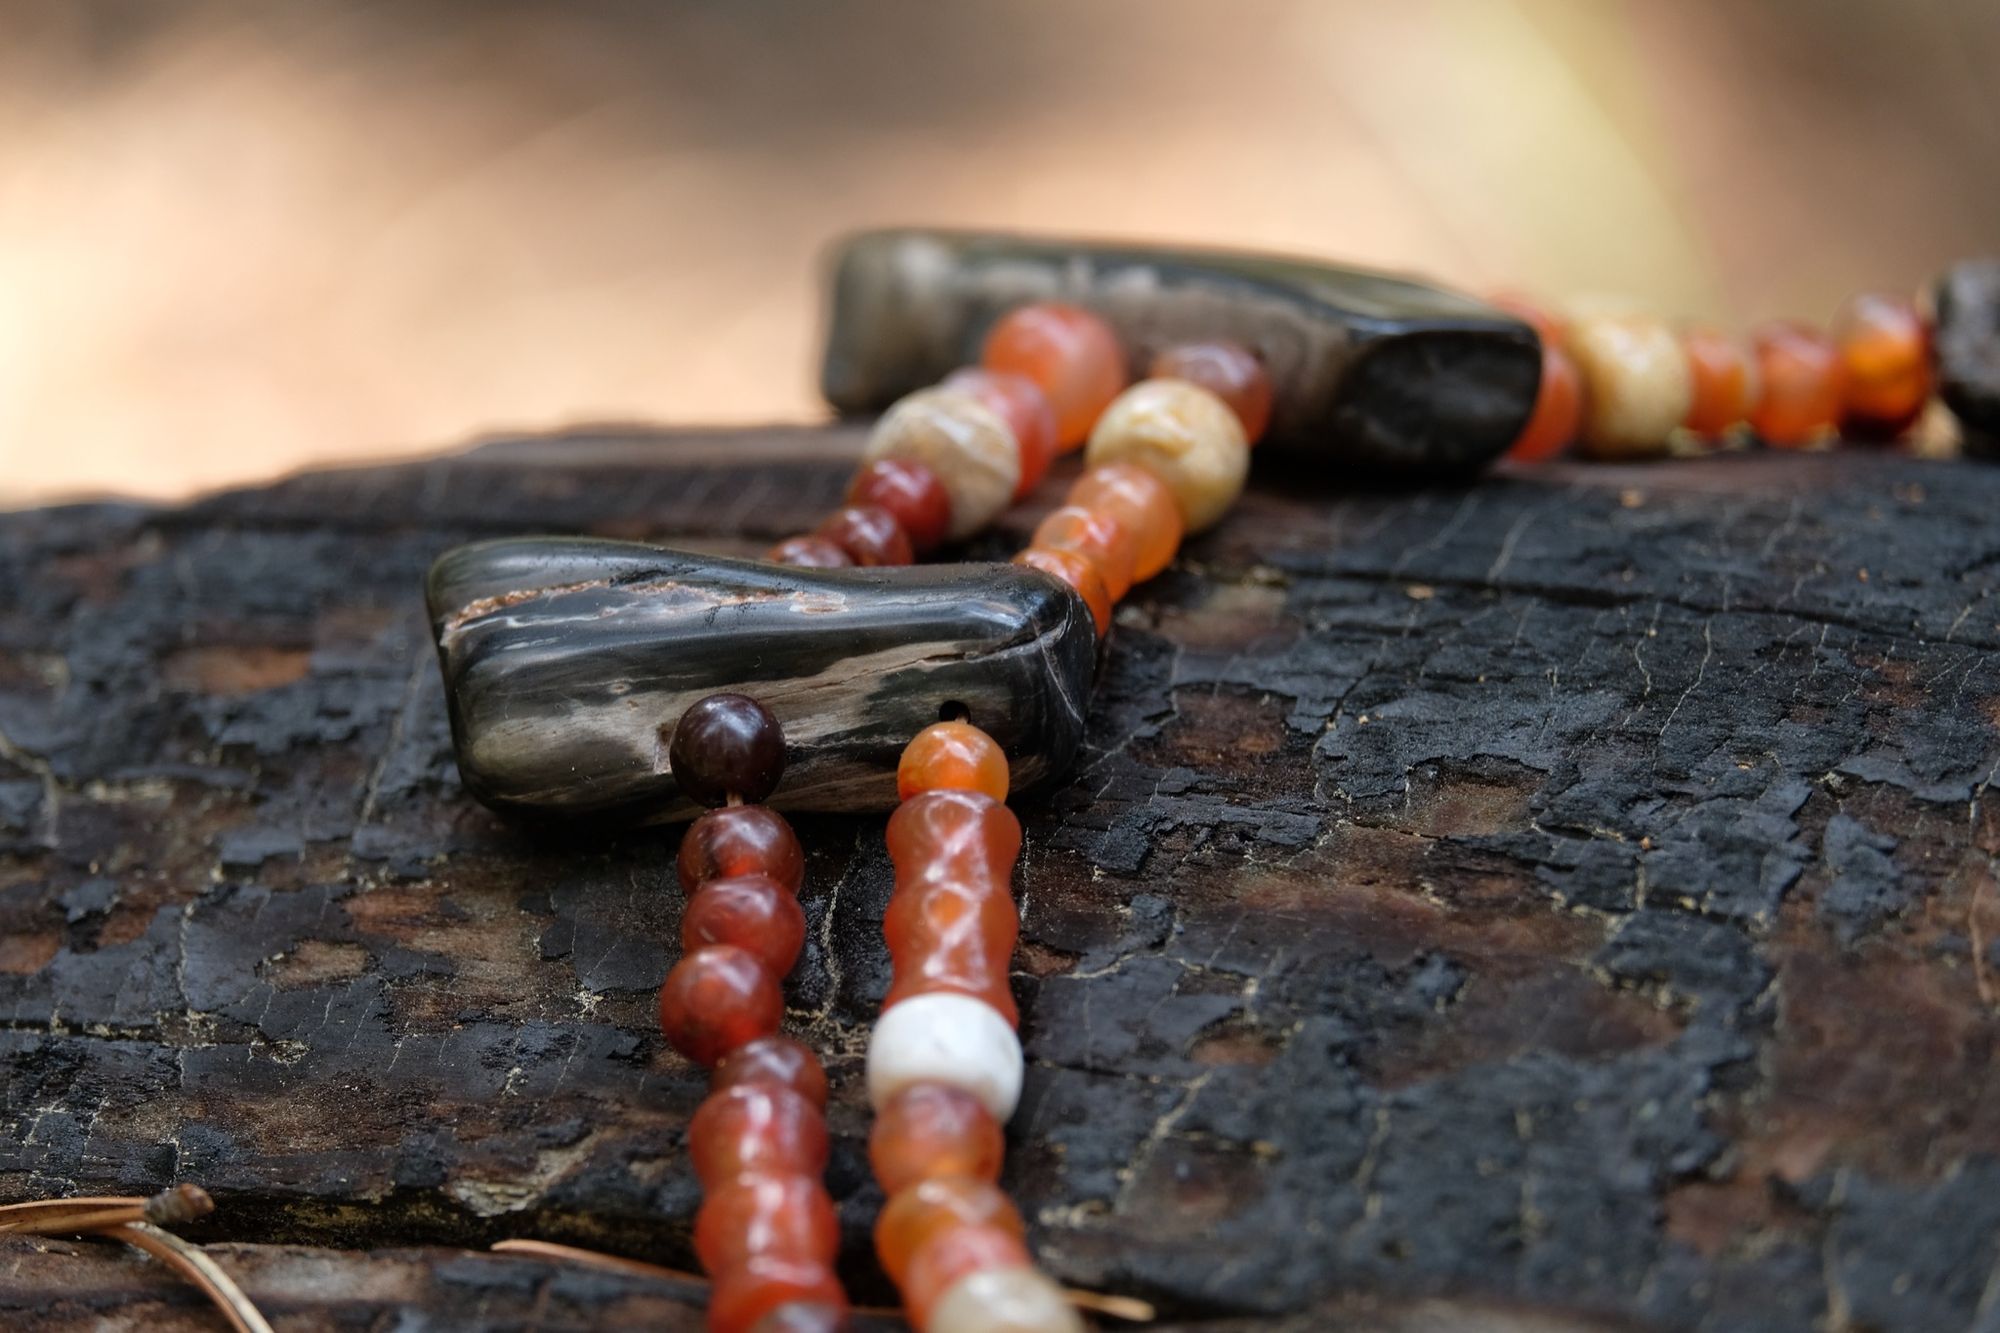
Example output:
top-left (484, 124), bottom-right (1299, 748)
top-left (426, 539), bottom-right (1098, 825)
top-left (820, 228), bottom-right (1541, 475)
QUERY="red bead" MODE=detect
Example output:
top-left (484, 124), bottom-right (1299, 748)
top-left (658, 946), bottom-right (784, 1068)
top-left (1505, 344), bottom-right (1582, 463)
top-left (901, 1224), bottom-right (1032, 1328)
top-left (884, 877), bottom-right (1020, 1025)
top-left (695, 1171), bottom-right (841, 1274)
top-left (682, 875), bottom-right (807, 976)
top-left (707, 1257), bottom-right (847, 1333)
top-left (846, 458), bottom-right (952, 553)
top-left (689, 1083), bottom-right (831, 1189)
top-left (1149, 341), bottom-right (1274, 445)
top-left (941, 367), bottom-right (1059, 497)
top-left (669, 694), bottom-right (786, 807)
top-left (768, 535), bottom-right (853, 568)
top-left (875, 1176), bottom-right (1025, 1286)
top-left (886, 790), bottom-right (1022, 896)
top-left (713, 1036), bottom-right (829, 1111)
top-left (679, 806), bottom-right (805, 896)
top-left (980, 303), bottom-right (1127, 451)
top-left (1750, 321), bottom-right (1845, 448)
top-left (816, 504), bottom-right (913, 567)
top-left (869, 1082), bottom-right (1005, 1195)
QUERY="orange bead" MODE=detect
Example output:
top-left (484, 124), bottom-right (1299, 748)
top-left (1013, 547), bottom-right (1111, 636)
top-left (1834, 292), bottom-right (1932, 438)
top-left (1505, 344), bottom-right (1582, 463)
top-left (1488, 291), bottom-right (1567, 349)
top-left (689, 1083), bottom-right (831, 1189)
top-left (681, 875), bottom-right (807, 977)
top-left (870, 1082), bottom-right (1005, 1195)
top-left (1067, 463), bottom-right (1181, 582)
top-left (707, 1257), bottom-right (846, 1333)
top-left (658, 946), bottom-right (784, 1068)
top-left (901, 1224), bottom-right (1033, 1328)
top-left (886, 790), bottom-right (1022, 896)
top-left (1680, 328), bottom-right (1758, 438)
top-left (980, 303), bottom-right (1127, 451)
top-left (695, 1171), bottom-right (841, 1274)
top-left (897, 721), bottom-right (1010, 803)
top-left (1149, 341), bottom-right (1274, 444)
top-left (712, 1036), bottom-right (828, 1111)
top-left (1031, 504), bottom-right (1138, 601)
top-left (1750, 321), bottom-right (1846, 448)
top-left (942, 368), bottom-right (1059, 498)
top-left (883, 877), bottom-right (1020, 1025)
top-left (875, 1177), bottom-right (1025, 1286)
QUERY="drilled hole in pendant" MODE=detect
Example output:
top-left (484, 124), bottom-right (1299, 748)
top-left (937, 700), bottom-right (971, 724)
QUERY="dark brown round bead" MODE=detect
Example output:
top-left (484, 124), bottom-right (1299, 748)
top-left (669, 693), bottom-right (786, 807)
top-left (767, 535), bottom-right (853, 568)
top-left (678, 805), bottom-right (805, 896)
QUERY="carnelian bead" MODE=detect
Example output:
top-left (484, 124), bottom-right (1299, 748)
top-left (768, 535), bottom-right (852, 568)
top-left (1488, 291), bottom-right (1567, 349)
top-left (847, 457), bottom-right (952, 554)
top-left (942, 368), bottom-right (1059, 497)
top-left (816, 504), bottom-right (913, 567)
top-left (707, 1257), bottom-right (846, 1333)
top-left (1680, 328), bottom-right (1758, 438)
top-left (1013, 547), bottom-right (1111, 636)
top-left (902, 1224), bottom-right (1033, 1330)
top-left (679, 805), bottom-right (805, 897)
top-left (1067, 463), bottom-right (1181, 582)
top-left (1505, 344), bottom-right (1582, 463)
top-left (886, 790), bottom-right (1023, 894)
top-left (1834, 293), bottom-right (1931, 438)
top-left (682, 874), bottom-right (807, 976)
top-left (658, 946), bottom-right (784, 1068)
top-left (883, 878), bottom-right (1020, 1025)
top-left (695, 1171), bottom-right (841, 1274)
top-left (1031, 504), bottom-right (1138, 601)
top-left (1149, 341), bottom-right (1274, 445)
top-left (1750, 321), bottom-right (1846, 448)
top-left (875, 1177), bottom-right (1026, 1286)
top-left (869, 1082), bottom-right (1005, 1195)
top-left (689, 1083), bottom-right (831, 1189)
top-left (980, 303), bottom-right (1127, 451)
top-left (713, 1036), bottom-right (829, 1110)
top-left (897, 721), bottom-right (1010, 802)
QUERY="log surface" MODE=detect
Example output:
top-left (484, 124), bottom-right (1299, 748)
top-left (2, 426), bottom-right (1998, 1332)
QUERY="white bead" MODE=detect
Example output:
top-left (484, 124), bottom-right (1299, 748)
top-left (866, 992), bottom-right (1023, 1122)
top-left (1567, 313), bottom-right (1692, 459)
top-left (925, 1267), bottom-right (1085, 1333)
top-left (1083, 379), bottom-right (1248, 532)
top-left (863, 387), bottom-right (1021, 539)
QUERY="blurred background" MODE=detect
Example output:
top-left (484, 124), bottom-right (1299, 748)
top-left (2, 0), bottom-right (1996, 506)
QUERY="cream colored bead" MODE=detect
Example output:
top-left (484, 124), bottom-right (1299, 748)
top-left (1567, 314), bottom-right (1692, 459)
top-left (926, 1267), bottom-right (1085, 1333)
top-left (1083, 379), bottom-right (1248, 532)
top-left (864, 388), bottom-right (1021, 539)
top-left (867, 992), bottom-right (1023, 1121)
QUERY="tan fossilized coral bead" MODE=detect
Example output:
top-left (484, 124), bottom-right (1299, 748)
top-left (1082, 379), bottom-right (1248, 532)
top-left (863, 389), bottom-right (1021, 539)
top-left (1568, 314), bottom-right (1693, 459)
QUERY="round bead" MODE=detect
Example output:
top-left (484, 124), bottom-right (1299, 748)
top-left (876, 1178), bottom-right (1026, 1286)
top-left (1750, 321), bottom-right (1845, 448)
top-left (1149, 341), bottom-right (1273, 445)
top-left (669, 694), bottom-right (786, 808)
top-left (863, 389), bottom-right (1021, 540)
top-left (1083, 380), bottom-right (1248, 532)
top-left (847, 458), bottom-right (952, 553)
top-left (886, 789), bottom-right (1023, 894)
top-left (1013, 548), bottom-right (1111, 637)
top-left (1487, 291), bottom-right (1567, 349)
top-left (898, 722), bottom-right (1010, 802)
top-left (867, 992), bottom-right (1024, 1122)
top-left (658, 946), bottom-right (785, 1068)
top-left (1567, 314), bottom-right (1693, 459)
top-left (816, 504), bottom-right (913, 567)
top-left (902, 1225), bottom-right (1033, 1331)
top-left (1505, 344), bottom-right (1582, 463)
top-left (1680, 328), bottom-right (1758, 438)
top-left (870, 1083), bottom-right (1006, 1195)
top-left (926, 1267), bottom-right (1085, 1333)
top-left (707, 1257), bottom-right (846, 1333)
top-left (749, 1303), bottom-right (850, 1333)
top-left (1030, 504), bottom-right (1138, 601)
top-left (942, 368), bottom-right (1059, 497)
top-left (695, 1171), bottom-right (841, 1274)
top-left (884, 877), bottom-right (1020, 1026)
top-left (682, 874), bottom-right (807, 976)
top-left (689, 1083), bottom-right (831, 1189)
top-left (679, 805), bottom-right (805, 897)
top-left (768, 536), bottom-right (853, 569)
top-left (980, 303), bottom-right (1127, 451)
top-left (1066, 463), bottom-right (1182, 581)
top-left (1834, 292), bottom-right (1931, 438)
top-left (713, 1036), bottom-right (829, 1111)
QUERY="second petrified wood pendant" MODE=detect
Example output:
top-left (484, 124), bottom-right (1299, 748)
top-left (427, 539), bottom-right (1097, 826)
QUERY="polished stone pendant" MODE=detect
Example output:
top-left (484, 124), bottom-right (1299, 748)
top-left (427, 539), bottom-right (1098, 825)
top-left (820, 228), bottom-right (1541, 475)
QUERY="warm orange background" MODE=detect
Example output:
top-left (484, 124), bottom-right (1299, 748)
top-left (3, 0), bottom-right (1996, 505)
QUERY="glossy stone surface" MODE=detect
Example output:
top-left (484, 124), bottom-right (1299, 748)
top-left (869, 1083), bottom-right (1006, 1195)
top-left (1834, 293), bottom-right (1931, 438)
top-left (863, 389), bottom-right (1020, 539)
top-left (979, 303), bottom-right (1127, 451)
top-left (1067, 463), bottom-right (1181, 581)
top-left (1085, 379), bottom-right (1249, 532)
top-left (681, 874), bottom-right (807, 975)
top-left (657, 945), bottom-right (784, 1068)
top-left (712, 1036), bottom-right (829, 1110)
top-left (1149, 340), bottom-right (1274, 444)
top-left (428, 542), bottom-right (1096, 822)
top-left (847, 457), bottom-right (952, 553)
top-left (821, 228), bottom-right (1540, 474)
top-left (1569, 314), bottom-right (1692, 459)
top-left (668, 693), bottom-right (787, 808)
top-left (1934, 258), bottom-right (2000, 457)
top-left (1681, 328), bottom-right (1757, 439)
top-left (942, 368), bottom-right (1059, 496)
top-left (815, 504), bottom-right (913, 567)
top-left (898, 722), bottom-right (1010, 802)
top-left (1750, 321), bottom-right (1845, 448)
top-left (1031, 504), bottom-right (1137, 601)
top-left (876, 1177), bottom-right (1026, 1286)
top-left (688, 1084), bottom-right (831, 1189)
top-left (678, 806), bottom-right (805, 896)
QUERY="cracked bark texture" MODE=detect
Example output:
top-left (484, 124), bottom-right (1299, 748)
top-left (2, 427), bottom-right (1999, 1332)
